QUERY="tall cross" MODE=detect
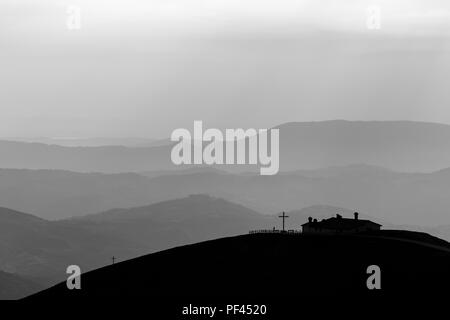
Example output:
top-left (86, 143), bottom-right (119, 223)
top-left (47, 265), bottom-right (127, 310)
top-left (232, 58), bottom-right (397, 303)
top-left (112, 256), bottom-right (116, 265)
top-left (278, 211), bottom-right (289, 232)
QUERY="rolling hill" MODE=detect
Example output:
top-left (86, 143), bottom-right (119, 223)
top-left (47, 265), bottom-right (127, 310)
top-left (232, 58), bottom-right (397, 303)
top-left (64, 194), bottom-right (273, 253)
top-left (0, 206), bottom-right (137, 283)
top-left (0, 271), bottom-right (43, 300)
top-left (3, 195), bottom-right (449, 300)
top-left (26, 231), bottom-right (450, 300)
top-left (0, 195), bottom-right (273, 298)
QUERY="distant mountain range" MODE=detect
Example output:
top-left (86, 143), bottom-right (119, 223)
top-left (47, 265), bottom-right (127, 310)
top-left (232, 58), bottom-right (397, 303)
top-left (0, 137), bottom-right (162, 147)
top-left (2, 121), bottom-right (450, 173)
top-left (275, 120), bottom-right (450, 172)
top-left (2, 164), bottom-right (450, 226)
top-left (3, 120), bottom-right (450, 299)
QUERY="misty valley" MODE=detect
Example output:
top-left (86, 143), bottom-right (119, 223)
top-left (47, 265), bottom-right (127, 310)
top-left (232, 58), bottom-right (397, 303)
top-left (2, 1), bottom-right (450, 311)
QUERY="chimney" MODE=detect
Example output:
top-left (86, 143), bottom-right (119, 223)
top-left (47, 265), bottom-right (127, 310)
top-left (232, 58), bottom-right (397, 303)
top-left (308, 217), bottom-right (313, 223)
top-left (354, 212), bottom-right (359, 220)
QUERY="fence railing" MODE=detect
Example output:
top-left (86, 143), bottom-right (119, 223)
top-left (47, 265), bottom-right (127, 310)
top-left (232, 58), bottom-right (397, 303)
top-left (249, 229), bottom-right (302, 235)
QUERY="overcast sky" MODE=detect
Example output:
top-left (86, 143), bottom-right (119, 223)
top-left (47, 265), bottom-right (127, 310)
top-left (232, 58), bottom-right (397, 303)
top-left (1, 0), bottom-right (450, 138)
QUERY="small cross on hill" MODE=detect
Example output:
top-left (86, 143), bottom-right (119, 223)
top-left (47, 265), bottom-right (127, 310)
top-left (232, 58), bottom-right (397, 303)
top-left (278, 212), bottom-right (289, 232)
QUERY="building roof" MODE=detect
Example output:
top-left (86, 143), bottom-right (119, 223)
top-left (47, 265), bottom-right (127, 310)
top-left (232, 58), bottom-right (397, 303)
top-left (301, 217), bottom-right (381, 230)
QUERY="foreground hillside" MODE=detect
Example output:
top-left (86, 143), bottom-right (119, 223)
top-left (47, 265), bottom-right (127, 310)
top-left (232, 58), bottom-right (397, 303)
top-left (27, 230), bottom-right (450, 300)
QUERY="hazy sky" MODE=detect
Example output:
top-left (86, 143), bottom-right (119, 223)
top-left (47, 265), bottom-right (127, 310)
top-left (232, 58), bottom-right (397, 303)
top-left (1, 0), bottom-right (450, 138)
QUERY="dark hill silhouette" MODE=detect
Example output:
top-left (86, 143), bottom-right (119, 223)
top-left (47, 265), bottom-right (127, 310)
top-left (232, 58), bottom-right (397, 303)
top-left (27, 230), bottom-right (450, 300)
top-left (2, 195), bottom-right (450, 299)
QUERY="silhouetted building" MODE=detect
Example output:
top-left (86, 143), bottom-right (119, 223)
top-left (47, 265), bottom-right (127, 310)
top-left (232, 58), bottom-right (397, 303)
top-left (301, 212), bottom-right (381, 234)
